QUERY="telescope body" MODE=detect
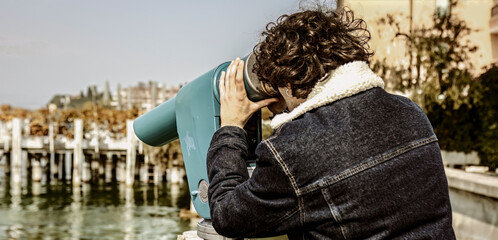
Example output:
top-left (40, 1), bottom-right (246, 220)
top-left (133, 54), bottom-right (273, 219)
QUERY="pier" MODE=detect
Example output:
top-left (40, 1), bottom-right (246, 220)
top-left (0, 117), bottom-right (185, 186)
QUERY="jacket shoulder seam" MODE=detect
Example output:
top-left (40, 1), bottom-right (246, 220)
top-left (261, 139), bottom-right (301, 197)
top-left (264, 125), bottom-right (284, 142)
top-left (262, 139), bottom-right (305, 226)
top-left (299, 135), bottom-right (439, 195)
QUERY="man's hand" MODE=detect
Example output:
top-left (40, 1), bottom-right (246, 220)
top-left (268, 94), bottom-right (287, 115)
top-left (219, 57), bottom-right (278, 128)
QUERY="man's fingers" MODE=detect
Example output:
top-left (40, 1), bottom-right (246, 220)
top-left (219, 71), bottom-right (226, 98)
top-left (228, 59), bottom-right (238, 86)
top-left (254, 98), bottom-right (279, 110)
top-left (226, 61), bottom-right (234, 93)
top-left (226, 61), bottom-right (232, 78)
top-left (235, 59), bottom-right (245, 92)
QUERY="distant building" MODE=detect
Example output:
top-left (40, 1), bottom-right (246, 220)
top-left (48, 84), bottom-right (108, 109)
top-left (48, 81), bottom-right (181, 111)
top-left (113, 81), bottom-right (181, 111)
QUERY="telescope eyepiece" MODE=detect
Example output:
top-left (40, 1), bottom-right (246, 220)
top-left (244, 52), bottom-right (280, 100)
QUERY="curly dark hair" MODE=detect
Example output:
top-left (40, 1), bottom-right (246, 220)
top-left (253, 7), bottom-right (374, 99)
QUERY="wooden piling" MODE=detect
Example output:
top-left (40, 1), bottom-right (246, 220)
top-left (105, 153), bottom-right (113, 183)
top-left (155, 164), bottom-right (163, 184)
top-left (125, 120), bottom-right (136, 186)
top-left (140, 154), bottom-right (149, 184)
top-left (112, 154), bottom-right (118, 182)
top-left (43, 153), bottom-right (50, 183)
top-left (73, 119), bottom-right (83, 186)
top-left (117, 158), bottom-right (125, 183)
top-left (22, 150), bottom-right (28, 182)
top-left (90, 123), bottom-right (100, 182)
top-left (5, 153), bottom-right (10, 176)
top-left (32, 158), bottom-right (42, 182)
top-left (58, 153), bottom-right (65, 180)
top-left (32, 181), bottom-right (41, 196)
top-left (92, 122), bottom-right (99, 153)
top-left (49, 122), bottom-right (57, 182)
top-left (98, 154), bottom-right (105, 180)
top-left (82, 157), bottom-right (91, 183)
top-left (0, 152), bottom-right (4, 178)
top-left (27, 153), bottom-right (33, 181)
top-left (101, 155), bottom-right (106, 178)
top-left (65, 152), bottom-right (72, 181)
top-left (11, 118), bottom-right (22, 185)
top-left (170, 166), bottom-right (180, 184)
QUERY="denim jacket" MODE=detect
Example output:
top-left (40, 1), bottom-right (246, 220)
top-left (207, 62), bottom-right (455, 239)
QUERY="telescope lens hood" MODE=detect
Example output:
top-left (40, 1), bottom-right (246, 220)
top-left (244, 52), bottom-right (279, 101)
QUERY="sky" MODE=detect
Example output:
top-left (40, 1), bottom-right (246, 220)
top-left (0, 0), bottom-right (333, 109)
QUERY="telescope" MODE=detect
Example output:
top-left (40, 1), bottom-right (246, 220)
top-left (133, 53), bottom-right (278, 237)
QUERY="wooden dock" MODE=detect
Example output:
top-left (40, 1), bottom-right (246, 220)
top-left (0, 118), bottom-right (184, 186)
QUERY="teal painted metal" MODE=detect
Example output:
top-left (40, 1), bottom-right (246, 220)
top-left (133, 98), bottom-right (178, 147)
top-left (133, 54), bottom-right (276, 219)
top-left (134, 62), bottom-right (229, 219)
top-left (175, 65), bottom-right (224, 219)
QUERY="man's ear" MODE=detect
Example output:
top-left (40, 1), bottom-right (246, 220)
top-left (286, 83), bottom-right (292, 95)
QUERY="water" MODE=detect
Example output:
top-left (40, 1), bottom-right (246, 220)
top-left (2, 165), bottom-right (496, 240)
top-left (0, 178), bottom-right (198, 240)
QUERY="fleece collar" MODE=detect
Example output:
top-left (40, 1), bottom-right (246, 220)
top-left (270, 61), bottom-right (384, 129)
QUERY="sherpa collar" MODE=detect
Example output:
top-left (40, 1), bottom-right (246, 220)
top-left (270, 61), bottom-right (385, 129)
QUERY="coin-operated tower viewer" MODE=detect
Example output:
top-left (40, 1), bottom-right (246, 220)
top-left (133, 53), bottom-right (278, 238)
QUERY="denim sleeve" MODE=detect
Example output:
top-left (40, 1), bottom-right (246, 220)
top-left (207, 126), bottom-right (299, 238)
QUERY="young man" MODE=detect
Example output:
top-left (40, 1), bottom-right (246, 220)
top-left (207, 7), bottom-right (455, 239)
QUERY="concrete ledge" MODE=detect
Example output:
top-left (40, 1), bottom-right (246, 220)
top-left (445, 167), bottom-right (498, 199)
top-left (177, 231), bottom-right (202, 240)
top-left (441, 150), bottom-right (479, 166)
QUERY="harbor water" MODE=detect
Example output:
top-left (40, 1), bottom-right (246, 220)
top-left (1, 162), bottom-right (498, 239)
top-left (0, 176), bottom-right (198, 240)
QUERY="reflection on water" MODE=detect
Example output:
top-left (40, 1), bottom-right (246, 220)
top-left (0, 178), bottom-right (197, 240)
